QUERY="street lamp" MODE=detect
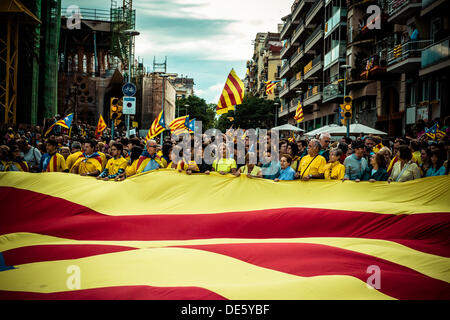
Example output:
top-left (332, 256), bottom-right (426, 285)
top-left (340, 64), bottom-right (352, 137)
top-left (274, 102), bottom-right (279, 127)
top-left (122, 30), bottom-right (140, 138)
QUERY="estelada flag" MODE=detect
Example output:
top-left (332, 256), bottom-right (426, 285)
top-left (145, 109), bottom-right (166, 141)
top-left (44, 113), bottom-right (74, 136)
top-left (169, 116), bottom-right (189, 132)
top-left (95, 115), bottom-right (107, 139)
top-left (0, 172), bottom-right (449, 299)
top-left (294, 101), bottom-right (304, 123)
top-left (216, 69), bottom-right (245, 115)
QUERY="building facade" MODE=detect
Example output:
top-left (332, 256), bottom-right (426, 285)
top-left (172, 76), bottom-right (195, 100)
top-left (277, 0), bottom-right (449, 135)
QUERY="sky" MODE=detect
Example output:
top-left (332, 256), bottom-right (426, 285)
top-left (62, 0), bottom-right (293, 104)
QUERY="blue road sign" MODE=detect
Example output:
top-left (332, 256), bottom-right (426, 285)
top-left (122, 82), bottom-right (137, 97)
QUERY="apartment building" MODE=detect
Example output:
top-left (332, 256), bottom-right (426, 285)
top-left (245, 32), bottom-right (282, 99)
top-left (278, 0), bottom-right (449, 135)
top-left (278, 0), bottom-right (348, 130)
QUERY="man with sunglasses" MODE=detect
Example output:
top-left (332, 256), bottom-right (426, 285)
top-left (124, 139), bottom-right (164, 178)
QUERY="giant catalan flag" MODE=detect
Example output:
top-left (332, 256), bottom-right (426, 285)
top-left (216, 69), bottom-right (245, 115)
top-left (0, 172), bottom-right (449, 299)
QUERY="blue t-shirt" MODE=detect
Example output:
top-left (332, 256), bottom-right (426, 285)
top-left (278, 166), bottom-right (296, 181)
top-left (262, 161), bottom-right (281, 180)
top-left (425, 166), bottom-right (446, 177)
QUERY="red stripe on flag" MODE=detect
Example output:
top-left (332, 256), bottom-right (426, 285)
top-left (175, 243), bottom-right (450, 300)
top-left (0, 286), bottom-right (226, 300)
top-left (228, 74), bottom-right (243, 98)
top-left (3, 244), bottom-right (136, 266)
top-left (224, 83), bottom-right (237, 106)
top-left (0, 187), bottom-right (449, 257)
top-left (219, 94), bottom-right (227, 109)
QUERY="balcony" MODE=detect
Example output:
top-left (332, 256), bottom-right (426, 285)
top-left (303, 84), bottom-right (322, 106)
top-left (322, 81), bottom-right (343, 102)
top-left (359, 52), bottom-right (388, 79)
top-left (387, 0), bottom-right (422, 24)
top-left (305, 0), bottom-right (324, 26)
top-left (291, 45), bottom-right (305, 66)
top-left (420, 37), bottom-right (450, 75)
top-left (280, 39), bottom-right (291, 58)
top-left (387, 39), bottom-right (433, 73)
top-left (292, 18), bottom-right (305, 44)
top-left (304, 24), bottom-right (324, 53)
top-left (304, 54), bottom-right (323, 80)
top-left (324, 41), bottom-right (346, 70)
top-left (279, 59), bottom-right (291, 78)
top-left (279, 82), bottom-right (290, 98)
top-left (292, 0), bottom-right (316, 21)
top-left (290, 71), bottom-right (303, 90)
top-left (324, 8), bottom-right (347, 38)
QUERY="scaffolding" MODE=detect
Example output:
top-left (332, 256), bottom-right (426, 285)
top-left (0, 0), bottom-right (41, 124)
top-left (110, 0), bottom-right (135, 78)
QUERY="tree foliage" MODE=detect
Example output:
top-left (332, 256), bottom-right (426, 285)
top-left (176, 95), bottom-right (216, 131)
top-left (215, 95), bottom-right (278, 132)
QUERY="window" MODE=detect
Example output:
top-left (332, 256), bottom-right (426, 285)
top-left (430, 18), bottom-right (441, 42)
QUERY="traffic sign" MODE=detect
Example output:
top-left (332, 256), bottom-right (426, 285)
top-left (122, 82), bottom-right (137, 97)
top-left (123, 96), bottom-right (136, 115)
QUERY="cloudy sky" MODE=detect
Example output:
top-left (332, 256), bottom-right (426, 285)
top-left (63, 0), bottom-right (293, 103)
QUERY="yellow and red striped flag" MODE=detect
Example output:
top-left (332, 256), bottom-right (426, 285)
top-left (95, 115), bottom-right (107, 139)
top-left (216, 69), bottom-right (245, 115)
top-left (294, 101), bottom-right (304, 123)
top-left (265, 80), bottom-right (280, 95)
top-left (0, 172), bottom-right (449, 299)
top-left (145, 109), bottom-right (166, 141)
top-left (169, 116), bottom-right (189, 131)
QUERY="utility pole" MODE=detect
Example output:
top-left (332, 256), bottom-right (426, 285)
top-left (341, 64), bottom-right (351, 137)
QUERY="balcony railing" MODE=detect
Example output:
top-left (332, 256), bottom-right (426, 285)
top-left (305, 0), bottom-right (324, 24)
top-left (421, 37), bottom-right (450, 69)
top-left (322, 82), bottom-right (343, 101)
top-left (324, 41), bottom-right (346, 69)
top-left (304, 84), bottom-right (322, 99)
top-left (61, 7), bottom-right (111, 21)
top-left (304, 24), bottom-right (323, 49)
top-left (387, 40), bottom-right (433, 65)
top-left (387, 0), bottom-right (421, 16)
top-left (280, 16), bottom-right (292, 38)
top-left (360, 52), bottom-right (387, 79)
top-left (325, 8), bottom-right (346, 37)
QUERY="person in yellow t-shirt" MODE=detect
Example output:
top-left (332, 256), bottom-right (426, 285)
top-left (295, 139), bottom-right (326, 181)
top-left (323, 148), bottom-right (346, 180)
top-left (39, 139), bottom-right (66, 172)
top-left (212, 143), bottom-right (237, 175)
top-left (97, 143), bottom-right (128, 181)
top-left (65, 142), bottom-right (83, 173)
top-left (410, 139), bottom-right (422, 166)
top-left (235, 152), bottom-right (262, 178)
top-left (71, 140), bottom-right (103, 177)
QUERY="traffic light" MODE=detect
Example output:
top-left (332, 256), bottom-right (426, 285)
top-left (343, 95), bottom-right (352, 119)
top-left (110, 97), bottom-right (120, 121)
top-left (115, 98), bottom-right (123, 126)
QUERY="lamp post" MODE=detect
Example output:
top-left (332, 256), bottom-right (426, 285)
top-left (340, 64), bottom-right (352, 137)
top-left (123, 30), bottom-right (140, 138)
top-left (183, 104), bottom-right (189, 117)
top-left (274, 102), bottom-right (279, 127)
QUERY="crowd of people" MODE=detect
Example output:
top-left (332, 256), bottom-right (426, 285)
top-left (0, 119), bottom-right (449, 184)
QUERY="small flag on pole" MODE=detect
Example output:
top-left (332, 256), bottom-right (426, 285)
top-left (294, 101), bottom-right (304, 123)
top-left (45, 113), bottom-right (74, 136)
top-left (95, 115), bottom-right (107, 139)
top-left (146, 109), bottom-right (166, 141)
top-left (169, 116), bottom-right (189, 132)
top-left (216, 69), bottom-right (245, 115)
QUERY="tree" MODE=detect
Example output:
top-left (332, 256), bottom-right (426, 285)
top-left (215, 95), bottom-right (278, 132)
top-left (175, 95), bottom-right (216, 131)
